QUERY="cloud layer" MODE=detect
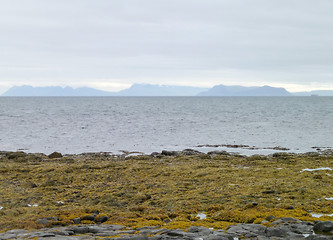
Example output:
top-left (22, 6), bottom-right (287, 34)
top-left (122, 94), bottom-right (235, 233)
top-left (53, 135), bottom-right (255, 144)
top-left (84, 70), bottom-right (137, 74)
top-left (1, 0), bottom-right (333, 93)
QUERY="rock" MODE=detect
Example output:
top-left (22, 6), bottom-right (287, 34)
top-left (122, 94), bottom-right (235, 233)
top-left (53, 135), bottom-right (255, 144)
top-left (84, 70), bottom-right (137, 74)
top-left (81, 211), bottom-right (99, 222)
top-left (164, 229), bottom-right (186, 237)
top-left (6, 151), bottom-right (26, 159)
top-left (161, 150), bottom-right (179, 156)
top-left (48, 151), bottom-right (63, 158)
top-left (49, 229), bottom-right (74, 236)
top-left (187, 226), bottom-right (202, 233)
top-left (266, 226), bottom-right (290, 238)
top-left (227, 224), bottom-right (267, 238)
top-left (252, 201), bottom-right (258, 206)
top-left (266, 215), bottom-right (276, 221)
top-left (66, 226), bottom-right (90, 234)
top-left (180, 149), bottom-right (202, 155)
top-left (2, 222), bottom-right (333, 239)
top-left (37, 217), bottom-right (59, 225)
top-left (23, 231), bottom-right (56, 238)
top-left (207, 150), bottom-right (229, 156)
top-left (313, 221), bottom-right (333, 234)
top-left (0, 229), bottom-right (29, 240)
top-left (205, 234), bottom-right (234, 240)
top-left (96, 215), bottom-right (109, 223)
top-left (150, 152), bottom-right (160, 157)
top-left (187, 226), bottom-right (213, 235)
top-left (306, 235), bottom-right (333, 239)
top-left (72, 217), bottom-right (81, 224)
top-left (271, 217), bottom-right (301, 225)
top-left (0, 233), bottom-right (18, 240)
top-left (81, 215), bottom-right (96, 221)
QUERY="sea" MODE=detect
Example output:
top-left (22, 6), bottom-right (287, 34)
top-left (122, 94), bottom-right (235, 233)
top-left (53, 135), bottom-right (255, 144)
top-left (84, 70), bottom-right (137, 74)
top-left (0, 96), bottom-right (332, 155)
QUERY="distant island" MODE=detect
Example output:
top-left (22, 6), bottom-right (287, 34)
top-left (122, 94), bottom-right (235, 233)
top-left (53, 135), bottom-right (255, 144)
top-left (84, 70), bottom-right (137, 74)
top-left (197, 85), bottom-right (291, 96)
top-left (1, 84), bottom-right (207, 97)
top-left (2, 84), bottom-right (333, 96)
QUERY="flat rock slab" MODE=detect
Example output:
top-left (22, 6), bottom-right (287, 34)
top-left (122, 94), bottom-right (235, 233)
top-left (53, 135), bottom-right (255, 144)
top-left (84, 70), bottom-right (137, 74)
top-left (0, 221), bottom-right (332, 240)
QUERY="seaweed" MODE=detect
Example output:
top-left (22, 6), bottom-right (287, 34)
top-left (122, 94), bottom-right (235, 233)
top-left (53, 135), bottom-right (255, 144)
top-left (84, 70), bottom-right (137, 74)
top-left (0, 151), bottom-right (332, 231)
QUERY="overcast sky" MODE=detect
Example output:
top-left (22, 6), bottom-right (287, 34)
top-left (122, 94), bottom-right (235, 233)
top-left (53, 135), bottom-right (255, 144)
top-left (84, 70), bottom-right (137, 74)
top-left (1, 0), bottom-right (333, 94)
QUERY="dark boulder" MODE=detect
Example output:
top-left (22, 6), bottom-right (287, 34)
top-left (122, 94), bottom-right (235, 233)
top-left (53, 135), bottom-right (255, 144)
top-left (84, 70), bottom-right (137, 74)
top-left (48, 152), bottom-right (63, 158)
top-left (313, 221), bottom-right (333, 234)
top-left (72, 217), bottom-right (81, 224)
top-left (181, 149), bottom-right (202, 155)
top-left (96, 215), bottom-right (109, 223)
top-left (161, 150), bottom-right (179, 156)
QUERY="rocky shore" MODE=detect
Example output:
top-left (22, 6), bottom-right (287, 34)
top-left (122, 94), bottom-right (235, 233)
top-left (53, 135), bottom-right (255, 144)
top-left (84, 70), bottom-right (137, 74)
top-left (0, 150), bottom-right (332, 239)
top-left (0, 219), bottom-right (332, 239)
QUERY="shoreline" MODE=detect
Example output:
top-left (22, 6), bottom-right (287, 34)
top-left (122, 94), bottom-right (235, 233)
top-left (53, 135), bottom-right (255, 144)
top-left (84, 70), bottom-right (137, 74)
top-left (0, 220), bottom-right (332, 239)
top-left (0, 150), bottom-right (332, 239)
top-left (4, 144), bottom-right (333, 157)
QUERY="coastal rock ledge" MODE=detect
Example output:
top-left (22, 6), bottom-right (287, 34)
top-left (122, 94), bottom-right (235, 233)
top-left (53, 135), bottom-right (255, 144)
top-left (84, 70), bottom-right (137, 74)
top-left (0, 220), bottom-right (332, 240)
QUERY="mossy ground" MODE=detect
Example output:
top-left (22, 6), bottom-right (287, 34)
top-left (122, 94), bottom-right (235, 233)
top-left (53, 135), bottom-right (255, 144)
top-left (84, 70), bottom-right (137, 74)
top-left (0, 151), bottom-right (332, 231)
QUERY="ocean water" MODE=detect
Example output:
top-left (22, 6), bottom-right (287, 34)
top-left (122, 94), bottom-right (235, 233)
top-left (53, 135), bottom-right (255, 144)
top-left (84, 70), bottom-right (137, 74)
top-left (0, 96), bottom-right (332, 155)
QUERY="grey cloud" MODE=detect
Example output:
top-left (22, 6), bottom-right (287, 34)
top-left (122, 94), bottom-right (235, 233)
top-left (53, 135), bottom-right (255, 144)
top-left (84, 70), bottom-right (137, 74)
top-left (1, 0), bottom-right (333, 92)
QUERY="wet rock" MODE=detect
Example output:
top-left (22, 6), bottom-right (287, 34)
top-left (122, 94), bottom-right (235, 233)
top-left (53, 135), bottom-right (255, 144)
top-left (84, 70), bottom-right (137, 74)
top-left (1, 222), bottom-right (333, 240)
top-left (6, 151), bottom-right (26, 160)
top-left (180, 149), bottom-right (202, 155)
top-left (161, 150), bottom-right (179, 156)
top-left (207, 150), bottom-right (230, 156)
top-left (48, 151), bottom-right (63, 158)
top-left (150, 152), bottom-right (160, 157)
top-left (313, 221), bottom-right (333, 234)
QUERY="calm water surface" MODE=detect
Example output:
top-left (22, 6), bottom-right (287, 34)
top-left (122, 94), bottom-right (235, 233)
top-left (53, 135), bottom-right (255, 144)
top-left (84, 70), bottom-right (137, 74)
top-left (0, 97), bottom-right (332, 155)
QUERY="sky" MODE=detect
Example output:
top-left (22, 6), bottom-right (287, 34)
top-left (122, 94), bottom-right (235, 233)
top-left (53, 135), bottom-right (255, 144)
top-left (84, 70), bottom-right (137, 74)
top-left (1, 0), bottom-right (333, 94)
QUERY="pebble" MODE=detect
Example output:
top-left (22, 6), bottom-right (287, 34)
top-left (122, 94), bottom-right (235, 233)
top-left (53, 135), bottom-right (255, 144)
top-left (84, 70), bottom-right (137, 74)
top-left (0, 221), bottom-right (332, 240)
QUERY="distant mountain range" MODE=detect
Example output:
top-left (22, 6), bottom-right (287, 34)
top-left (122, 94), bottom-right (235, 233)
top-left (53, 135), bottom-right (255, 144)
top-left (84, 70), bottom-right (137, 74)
top-left (1, 85), bottom-right (113, 96)
top-left (2, 84), bottom-right (333, 96)
top-left (198, 85), bottom-right (291, 96)
top-left (1, 84), bottom-right (208, 97)
top-left (116, 84), bottom-right (208, 96)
